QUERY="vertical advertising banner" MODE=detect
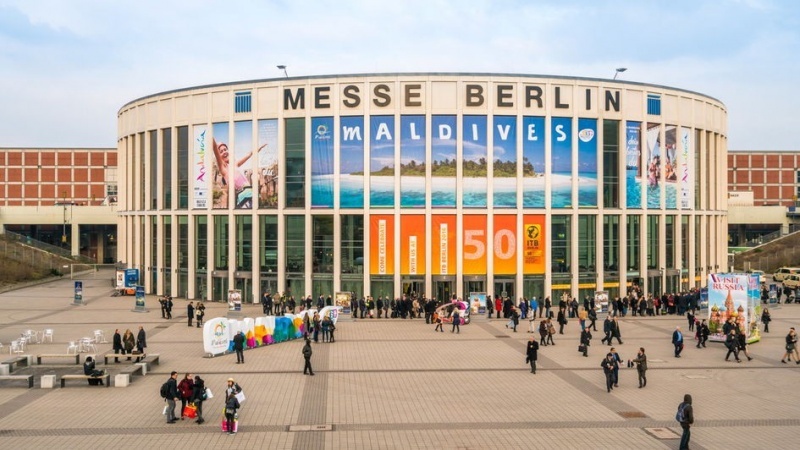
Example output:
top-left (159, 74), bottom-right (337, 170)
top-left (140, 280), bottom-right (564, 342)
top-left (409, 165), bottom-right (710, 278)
top-left (493, 215), bottom-right (517, 275)
top-left (311, 117), bottom-right (334, 208)
top-left (233, 121), bottom-right (255, 209)
top-left (522, 116), bottom-right (545, 208)
top-left (646, 122), bottom-right (662, 209)
top-left (707, 273), bottom-right (758, 342)
top-left (400, 215), bottom-right (426, 275)
top-left (431, 215), bottom-right (456, 275)
top-left (625, 121), bottom-right (642, 209)
top-left (340, 116), bottom-right (364, 208)
top-left (462, 115), bottom-right (487, 207)
top-left (577, 118), bottom-right (598, 207)
top-left (664, 125), bottom-right (677, 210)
top-left (462, 214), bottom-right (487, 275)
top-left (680, 126), bottom-right (693, 209)
top-left (369, 215), bottom-right (395, 275)
top-left (211, 122), bottom-right (230, 209)
top-left (400, 115), bottom-right (426, 208)
top-left (523, 214), bottom-right (546, 274)
top-left (493, 116), bottom-right (517, 208)
top-left (551, 117), bottom-right (573, 208)
top-left (431, 115), bottom-right (457, 207)
top-left (256, 119), bottom-right (278, 209)
top-left (192, 124), bottom-right (208, 209)
top-left (370, 116), bottom-right (395, 207)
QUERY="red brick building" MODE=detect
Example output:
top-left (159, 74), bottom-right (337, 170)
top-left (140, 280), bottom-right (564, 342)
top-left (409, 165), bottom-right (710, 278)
top-left (728, 151), bottom-right (800, 207)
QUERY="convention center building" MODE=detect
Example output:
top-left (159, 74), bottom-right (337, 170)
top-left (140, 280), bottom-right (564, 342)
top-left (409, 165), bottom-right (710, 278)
top-left (115, 73), bottom-right (728, 303)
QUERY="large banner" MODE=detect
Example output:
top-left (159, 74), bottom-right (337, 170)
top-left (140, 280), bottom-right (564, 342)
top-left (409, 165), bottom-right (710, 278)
top-left (462, 214), bottom-right (487, 275)
top-left (370, 116), bottom-right (395, 207)
top-left (551, 117), bottom-right (572, 208)
top-left (400, 115), bottom-right (426, 208)
top-left (431, 215), bottom-right (456, 275)
top-left (680, 126), bottom-right (693, 209)
top-left (431, 115), bottom-right (457, 207)
top-left (523, 214), bottom-right (546, 274)
top-left (211, 122), bottom-right (230, 209)
top-left (370, 215), bottom-right (395, 275)
top-left (462, 115), bottom-right (487, 207)
top-left (233, 121), bottom-right (255, 209)
top-left (340, 116), bottom-right (364, 208)
top-left (192, 124), bottom-right (208, 209)
top-left (646, 122), bottom-right (662, 209)
top-left (493, 215), bottom-right (517, 275)
top-left (522, 116), bottom-right (545, 208)
top-left (577, 118), bottom-right (598, 207)
top-left (311, 117), bottom-right (334, 208)
top-left (257, 119), bottom-right (278, 209)
top-left (625, 121), bottom-right (642, 209)
top-left (665, 125), bottom-right (677, 209)
top-left (400, 215), bottom-right (426, 275)
top-left (707, 273), bottom-right (761, 343)
top-left (493, 116), bottom-right (517, 208)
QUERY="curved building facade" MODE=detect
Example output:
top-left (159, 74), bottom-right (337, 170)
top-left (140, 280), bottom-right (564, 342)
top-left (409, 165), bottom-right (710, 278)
top-left (117, 73), bottom-right (728, 303)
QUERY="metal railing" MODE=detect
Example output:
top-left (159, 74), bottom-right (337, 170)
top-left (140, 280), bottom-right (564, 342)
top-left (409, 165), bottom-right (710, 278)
top-left (1, 230), bottom-right (95, 264)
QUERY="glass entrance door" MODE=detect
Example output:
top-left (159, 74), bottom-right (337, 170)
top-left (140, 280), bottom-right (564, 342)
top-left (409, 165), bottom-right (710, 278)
top-left (401, 277), bottom-right (425, 299)
top-left (433, 278), bottom-right (454, 305)
top-left (494, 279), bottom-right (515, 301)
top-left (235, 277), bottom-right (252, 303)
top-left (464, 279), bottom-right (485, 301)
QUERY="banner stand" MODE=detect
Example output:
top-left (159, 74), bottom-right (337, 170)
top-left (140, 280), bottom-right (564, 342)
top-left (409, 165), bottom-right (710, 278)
top-left (131, 285), bottom-right (148, 313)
top-left (72, 281), bottom-right (85, 306)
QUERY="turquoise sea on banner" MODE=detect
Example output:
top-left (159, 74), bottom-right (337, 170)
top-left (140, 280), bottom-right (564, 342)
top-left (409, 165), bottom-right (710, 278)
top-left (431, 177), bottom-right (456, 207)
top-left (339, 174), bottom-right (364, 208)
top-left (627, 171), bottom-right (678, 209)
top-left (462, 178), bottom-right (487, 207)
top-left (311, 174), bottom-right (334, 207)
top-left (493, 177), bottom-right (516, 208)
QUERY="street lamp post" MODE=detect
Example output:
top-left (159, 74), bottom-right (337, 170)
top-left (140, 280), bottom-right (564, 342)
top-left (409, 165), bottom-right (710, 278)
top-left (613, 67), bottom-right (628, 80)
top-left (277, 65), bottom-right (288, 78)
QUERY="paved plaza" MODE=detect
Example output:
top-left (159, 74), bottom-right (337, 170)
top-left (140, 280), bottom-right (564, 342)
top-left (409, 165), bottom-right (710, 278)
top-left (1, 270), bottom-right (799, 449)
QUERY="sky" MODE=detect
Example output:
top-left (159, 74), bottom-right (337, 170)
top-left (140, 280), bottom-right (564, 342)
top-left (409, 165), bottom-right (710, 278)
top-left (0, 0), bottom-right (798, 150)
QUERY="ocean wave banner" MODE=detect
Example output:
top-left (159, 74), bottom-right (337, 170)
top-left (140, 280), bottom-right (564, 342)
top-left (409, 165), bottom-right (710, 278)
top-left (577, 118), bottom-right (598, 207)
top-left (311, 117), bottom-right (334, 208)
top-left (431, 115), bottom-right (457, 207)
top-left (400, 115), bottom-right (426, 208)
top-left (493, 116), bottom-right (517, 208)
top-left (522, 116), bottom-right (545, 208)
top-left (340, 116), bottom-right (364, 208)
top-left (551, 117), bottom-right (573, 208)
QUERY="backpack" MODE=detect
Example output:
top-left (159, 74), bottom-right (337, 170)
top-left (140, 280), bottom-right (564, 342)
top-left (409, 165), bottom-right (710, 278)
top-left (675, 403), bottom-right (687, 422)
top-left (160, 381), bottom-right (170, 399)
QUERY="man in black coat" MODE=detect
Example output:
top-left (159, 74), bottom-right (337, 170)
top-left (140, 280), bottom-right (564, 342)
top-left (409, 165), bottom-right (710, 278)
top-left (678, 394), bottom-right (694, 450)
top-left (165, 371), bottom-right (180, 423)
top-left (112, 329), bottom-right (123, 363)
top-left (526, 337), bottom-right (539, 374)
top-left (233, 331), bottom-right (245, 364)
top-left (187, 302), bottom-right (195, 327)
top-left (601, 353), bottom-right (617, 393)
top-left (377, 297), bottom-right (384, 319)
top-left (601, 317), bottom-right (613, 345)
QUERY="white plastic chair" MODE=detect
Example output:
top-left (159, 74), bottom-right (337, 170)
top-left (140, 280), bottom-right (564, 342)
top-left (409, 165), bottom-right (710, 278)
top-left (67, 341), bottom-right (79, 354)
top-left (93, 330), bottom-right (106, 344)
top-left (10, 340), bottom-right (24, 355)
top-left (42, 329), bottom-right (54, 343)
top-left (80, 338), bottom-right (97, 353)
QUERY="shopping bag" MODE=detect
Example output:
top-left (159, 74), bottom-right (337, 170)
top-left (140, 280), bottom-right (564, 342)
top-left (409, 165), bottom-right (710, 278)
top-left (204, 387), bottom-right (213, 400)
top-left (183, 403), bottom-right (197, 419)
top-left (235, 391), bottom-right (246, 404)
top-left (221, 419), bottom-right (238, 432)
top-left (162, 405), bottom-right (168, 415)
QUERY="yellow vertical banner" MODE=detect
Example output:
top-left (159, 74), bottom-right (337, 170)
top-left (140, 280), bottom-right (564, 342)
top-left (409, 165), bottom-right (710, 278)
top-left (400, 215), bottom-right (426, 275)
top-left (493, 215), bottom-right (517, 275)
top-left (431, 215), bottom-right (456, 275)
top-left (462, 214), bottom-right (487, 275)
top-left (523, 214), bottom-right (546, 274)
top-left (370, 215), bottom-right (395, 275)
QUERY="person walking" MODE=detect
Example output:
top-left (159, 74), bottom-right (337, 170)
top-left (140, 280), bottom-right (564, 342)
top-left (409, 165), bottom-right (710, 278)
top-left (136, 325), bottom-right (147, 356)
top-left (433, 311), bottom-right (443, 332)
top-left (510, 308), bottom-right (520, 332)
top-left (611, 316), bottom-right (623, 344)
top-left (761, 307), bottom-right (771, 333)
top-left (737, 329), bottom-right (753, 361)
top-left (546, 318), bottom-right (556, 345)
top-left (557, 308), bottom-right (567, 334)
top-left (302, 338), bottom-right (314, 375)
top-left (609, 347), bottom-right (623, 387)
top-left (187, 301), bottom-right (195, 327)
top-left (580, 327), bottom-right (592, 357)
top-left (687, 309), bottom-right (695, 332)
top-left (233, 331), bottom-right (245, 364)
top-left (631, 347), bottom-right (648, 388)
top-left (486, 295), bottom-right (494, 319)
top-left (224, 391), bottom-right (240, 435)
top-left (725, 329), bottom-right (741, 362)
top-left (677, 394), bottom-right (694, 450)
top-left (191, 375), bottom-right (206, 424)
top-left (672, 326), bottom-right (684, 358)
top-left (163, 371), bottom-right (180, 424)
top-left (601, 353), bottom-right (617, 393)
top-left (697, 319), bottom-right (710, 348)
top-left (526, 336), bottom-right (539, 374)
top-left (451, 308), bottom-right (461, 334)
top-left (166, 296), bottom-right (173, 319)
top-left (601, 316), bottom-right (613, 345)
top-left (781, 327), bottom-right (799, 364)
top-left (112, 329), bottom-right (123, 363)
top-left (538, 319), bottom-right (549, 346)
top-left (578, 307), bottom-right (588, 331)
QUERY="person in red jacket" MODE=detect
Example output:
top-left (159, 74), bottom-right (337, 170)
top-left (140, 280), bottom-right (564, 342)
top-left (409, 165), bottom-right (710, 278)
top-left (494, 297), bottom-right (502, 319)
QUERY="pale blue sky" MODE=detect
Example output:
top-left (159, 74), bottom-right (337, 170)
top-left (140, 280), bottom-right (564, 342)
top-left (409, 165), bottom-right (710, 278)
top-left (0, 0), bottom-right (797, 150)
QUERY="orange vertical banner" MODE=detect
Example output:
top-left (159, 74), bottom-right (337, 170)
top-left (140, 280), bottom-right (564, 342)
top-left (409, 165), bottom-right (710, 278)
top-left (493, 215), bottom-right (517, 275)
top-left (431, 215), bottom-right (456, 275)
top-left (523, 214), bottom-right (546, 274)
top-left (370, 215), bottom-right (395, 275)
top-left (462, 214), bottom-right (487, 275)
top-left (400, 215), bottom-right (426, 275)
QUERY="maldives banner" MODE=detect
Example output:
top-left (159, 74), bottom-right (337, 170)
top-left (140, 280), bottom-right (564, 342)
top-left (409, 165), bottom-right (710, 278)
top-left (577, 118), bottom-right (598, 207)
top-left (680, 127), bottom-right (693, 209)
top-left (340, 116), bottom-right (364, 208)
top-left (493, 215), bottom-right (517, 275)
top-left (462, 214), bottom-right (487, 275)
top-left (665, 125), bottom-right (677, 210)
top-left (370, 215), bottom-right (394, 275)
top-left (462, 115), bottom-right (487, 207)
top-left (192, 124), bottom-right (208, 209)
top-left (522, 116), bottom-right (545, 208)
top-left (707, 273), bottom-right (761, 343)
top-left (646, 123), bottom-right (662, 209)
top-left (551, 117), bottom-right (572, 208)
top-left (400, 215), bottom-right (426, 275)
top-left (400, 115), bottom-right (426, 208)
top-left (523, 214), bottom-right (546, 274)
top-left (257, 119), bottom-right (278, 209)
top-left (211, 122), bottom-right (230, 209)
top-left (625, 121), bottom-right (642, 209)
top-left (233, 120), bottom-right (254, 209)
top-left (431, 215), bottom-right (456, 275)
top-left (370, 116), bottom-right (395, 207)
top-left (431, 115), bottom-right (457, 207)
top-left (311, 117), bottom-right (334, 208)
top-left (493, 116), bottom-right (517, 208)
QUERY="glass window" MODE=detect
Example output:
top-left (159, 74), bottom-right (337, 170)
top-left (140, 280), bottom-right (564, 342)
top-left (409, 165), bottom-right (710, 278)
top-left (214, 215), bottom-right (229, 270)
top-left (312, 278), bottom-right (333, 299)
top-left (149, 130), bottom-right (157, 210)
top-left (177, 126), bottom-right (189, 209)
top-left (259, 215), bottom-right (278, 273)
top-left (341, 215), bottom-right (364, 274)
top-left (285, 118), bottom-right (306, 208)
top-left (647, 215), bottom-right (660, 270)
top-left (603, 120), bottom-right (619, 208)
top-left (681, 216), bottom-right (689, 270)
top-left (523, 275), bottom-right (545, 303)
top-left (139, 133), bottom-right (145, 210)
top-left (150, 216), bottom-right (158, 292)
top-left (162, 127), bottom-right (172, 209)
top-left (195, 215), bottom-right (208, 272)
top-left (371, 277), bottom-right (393, 300)
top-left (163, 215), bottom-right (172, 295)
top-left (665, 215), bottom-right (675, 269)
top-left (235, 215), bottom-right (252, 271)
top-left (178, 216), bottom-right (188, 298)
top-left (627, 215), bottom-right (640, 272)
top-left (551, 215), bottom-right (571, 273)
top-left (313, 216), bottom-right (334, 273)
top-left (603, 215), bottom-right (620, 273)
top-left (578, 215), bottom-right (596, 273)
top-left (694, 216), bottom-right (701, 273)
top-left (286, 215), bottom-right (305, 273)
